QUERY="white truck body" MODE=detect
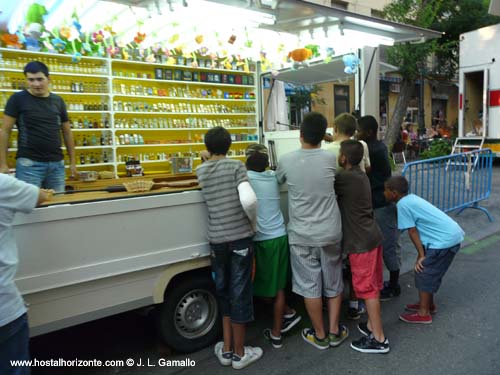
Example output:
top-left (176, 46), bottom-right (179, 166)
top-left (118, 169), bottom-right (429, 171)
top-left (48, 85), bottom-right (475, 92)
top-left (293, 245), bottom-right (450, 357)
top-left (459, 23), bottom-right (500, 155)
top-left (14, 190), bottom-right (216, 352)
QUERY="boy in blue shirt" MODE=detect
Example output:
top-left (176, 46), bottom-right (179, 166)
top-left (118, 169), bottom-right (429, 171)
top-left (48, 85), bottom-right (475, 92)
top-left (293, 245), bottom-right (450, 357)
top-left (384, 176), bottom-right (464, 324)
top-left (245, 144), bottom-right (301, 349)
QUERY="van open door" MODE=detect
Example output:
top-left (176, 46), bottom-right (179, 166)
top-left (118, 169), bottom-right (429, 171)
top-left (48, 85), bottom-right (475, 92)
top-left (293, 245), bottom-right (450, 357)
top-left (460, 68), bottom-right (489, 137)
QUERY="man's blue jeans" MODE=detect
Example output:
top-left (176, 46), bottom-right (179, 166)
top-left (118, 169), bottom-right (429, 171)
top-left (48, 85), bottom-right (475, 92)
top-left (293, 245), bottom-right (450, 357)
top-left (16, 157), bottom-right (65, 192)
top-left (0, 313), bottom-right (30, 375)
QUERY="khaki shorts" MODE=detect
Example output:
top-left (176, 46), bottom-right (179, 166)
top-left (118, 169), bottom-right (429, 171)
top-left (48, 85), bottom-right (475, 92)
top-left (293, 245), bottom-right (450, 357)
top-left (290, 244), bottom-right (343, 298)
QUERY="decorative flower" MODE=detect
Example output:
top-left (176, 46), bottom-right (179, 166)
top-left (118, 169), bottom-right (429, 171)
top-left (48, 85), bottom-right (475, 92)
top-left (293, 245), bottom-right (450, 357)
top-left (198, 46), bottom-right (209, 56)
top-left (82, 42), bottom-right (92, 53)
top-left (134, 32), bottom-right (146, 44)
top-left (25, 36), bottom-right (41, 51)
top-left (1, 33), bottom-right (23, 49)
top-left (103, 25), bottom-right (116, 36)
top-left (72, 52), bottom-right (82, 63)
top-left (107, 46), bottom-right (120, 57)
top-left (195, 34), bottom-right (204, 44)
top-left (72, 19), bottom-right (82, 34)
top-left (60, 26), bottom-right (71, 39)
top-left (92, 30), bottom-right (105, 44)
top-left (51, 38), bottom-right (66, 52)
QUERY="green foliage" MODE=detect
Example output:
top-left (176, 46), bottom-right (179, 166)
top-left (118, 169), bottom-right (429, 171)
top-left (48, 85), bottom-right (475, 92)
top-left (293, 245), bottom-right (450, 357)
top-left (290, 84), bottom-right (326, 111)
top-left (419, 139), bottom-right (452, 159)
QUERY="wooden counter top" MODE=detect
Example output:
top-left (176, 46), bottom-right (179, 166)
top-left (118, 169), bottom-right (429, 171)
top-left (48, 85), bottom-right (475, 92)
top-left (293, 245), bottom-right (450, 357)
top-left (42, 174), bottom-right (200, 207)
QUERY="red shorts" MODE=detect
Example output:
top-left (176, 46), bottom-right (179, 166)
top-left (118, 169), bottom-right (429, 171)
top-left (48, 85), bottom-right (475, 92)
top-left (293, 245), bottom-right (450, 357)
top-left (348, 245), bottom-right (383, 300)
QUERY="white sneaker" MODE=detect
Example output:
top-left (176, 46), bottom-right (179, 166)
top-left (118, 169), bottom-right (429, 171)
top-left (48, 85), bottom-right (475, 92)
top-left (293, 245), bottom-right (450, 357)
top-left (231, 346), bottom-right (263, 370)
top-left (214, 341), bottom-right (232, 366)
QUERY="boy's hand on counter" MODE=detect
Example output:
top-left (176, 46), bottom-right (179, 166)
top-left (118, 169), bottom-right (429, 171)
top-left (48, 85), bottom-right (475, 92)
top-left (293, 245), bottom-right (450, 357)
top-left (41, 189), bottom-right (55, 201)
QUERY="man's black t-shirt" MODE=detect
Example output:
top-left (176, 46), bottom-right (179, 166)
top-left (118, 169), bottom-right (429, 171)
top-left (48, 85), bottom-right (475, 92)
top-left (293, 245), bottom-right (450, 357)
top-left (365, 139), bottom-right (392, 209)
top-left (4, 90), bottom-right (68, 162)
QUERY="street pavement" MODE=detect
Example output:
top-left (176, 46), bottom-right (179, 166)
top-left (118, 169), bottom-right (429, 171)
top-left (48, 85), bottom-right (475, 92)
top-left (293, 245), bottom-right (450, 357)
top-left (29, 162), bottom-right (500, 375)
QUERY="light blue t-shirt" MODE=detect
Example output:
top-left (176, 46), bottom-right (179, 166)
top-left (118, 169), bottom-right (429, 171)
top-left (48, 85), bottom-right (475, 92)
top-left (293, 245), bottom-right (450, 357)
top-left (397, 194), bottom-right (464, 250)
top-left (0, 174), bottom-right (39, 327)
top-left (247, 170), bottom-right (287, 242)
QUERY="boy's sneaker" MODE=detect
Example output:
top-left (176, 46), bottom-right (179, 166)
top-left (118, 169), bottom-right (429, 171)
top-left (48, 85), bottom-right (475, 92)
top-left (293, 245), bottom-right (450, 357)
top-left (347, 307), bottom-right (361, 320)
top-left (281, 312), bottom-right (302, 333)
top-left (405, 303), bottom-right (437, 314)
top-left (263, 328), bottom-right (283, 349)
top-left (214, 342), bottom-right (232, 366)
top-left (357, 322), bottom-right (372, 337)
top-left (301, 328), bottom-right (330, 350)
top-left (350, 335), bottom-right (390, 354)
top-left (328, 324), bottom-right (349, 347)
top-left (399, 312), bottom-right (433, 324)
top-left (380, 281), bottom-right (401, 301)
top-left (231, 346), bottom-right (263, 370)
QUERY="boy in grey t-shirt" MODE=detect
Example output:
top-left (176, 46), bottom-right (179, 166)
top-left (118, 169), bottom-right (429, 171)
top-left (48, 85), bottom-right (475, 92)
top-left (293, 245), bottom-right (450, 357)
top-left (276, 112), bottom-right (347, 350)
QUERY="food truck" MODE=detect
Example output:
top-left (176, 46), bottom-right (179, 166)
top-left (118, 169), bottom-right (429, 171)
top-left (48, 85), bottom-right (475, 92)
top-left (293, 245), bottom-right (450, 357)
top-left (4, 0), bottom-right (439, 353)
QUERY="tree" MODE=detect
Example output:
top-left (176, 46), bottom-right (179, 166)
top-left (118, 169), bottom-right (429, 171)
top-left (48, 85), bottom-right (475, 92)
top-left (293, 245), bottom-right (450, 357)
top-left (382, 0), bottom-right (500, 150)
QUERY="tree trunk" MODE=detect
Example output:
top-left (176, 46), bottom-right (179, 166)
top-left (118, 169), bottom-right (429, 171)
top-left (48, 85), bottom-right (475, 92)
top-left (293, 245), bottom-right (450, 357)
top-left (384, 78), bottom-right (414, 151)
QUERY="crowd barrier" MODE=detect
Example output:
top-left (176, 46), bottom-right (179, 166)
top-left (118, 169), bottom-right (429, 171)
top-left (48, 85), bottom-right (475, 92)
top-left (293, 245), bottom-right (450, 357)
top-left (401, 149), bottom-right (494, 222)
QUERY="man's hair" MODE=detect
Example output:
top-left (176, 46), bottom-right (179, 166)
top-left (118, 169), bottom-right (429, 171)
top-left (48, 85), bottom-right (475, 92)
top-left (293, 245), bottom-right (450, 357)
top-left (340, 140), bottom-right (364, 166)
top-left (334, 113), bottom-right (357, 137)
top-left (385, 176), bottom-right (409, 195)
top-left (246, 151), bottom-right (269, 172)
top-left (358, 115), bottom-right (379, 135)
top-left (300, 112), bottom-right (327, 145)
top-left (204, 126), bottom-right (232, 155)
top-left (24, 61), bottom-right (49, 77)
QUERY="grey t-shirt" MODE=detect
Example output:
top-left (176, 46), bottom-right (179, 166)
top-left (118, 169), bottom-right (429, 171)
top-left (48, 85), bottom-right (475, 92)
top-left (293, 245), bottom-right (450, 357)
top-left (276, 148), bottom-right (342, 247)
top-left (196, 158), bottom-right (253, 244)
top-left (0, 174), bottom-right (39, 327)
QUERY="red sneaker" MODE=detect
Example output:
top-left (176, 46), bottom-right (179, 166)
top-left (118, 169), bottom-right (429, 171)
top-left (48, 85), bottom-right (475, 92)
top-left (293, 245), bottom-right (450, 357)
top-left (405, 303), bottom-right (437, 314)
top-left (399, 312), bottom-right (432, 324)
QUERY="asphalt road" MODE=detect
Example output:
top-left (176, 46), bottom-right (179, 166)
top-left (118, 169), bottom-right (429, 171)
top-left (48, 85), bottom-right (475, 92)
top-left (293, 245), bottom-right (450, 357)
top-left (28, 162), bottom-right (500, 375)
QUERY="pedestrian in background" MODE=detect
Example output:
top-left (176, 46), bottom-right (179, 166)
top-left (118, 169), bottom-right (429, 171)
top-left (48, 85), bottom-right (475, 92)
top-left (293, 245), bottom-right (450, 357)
top-left (0, 61), bottom-right (77, 192)
top-left (384, 176), bottom-right (464, 324)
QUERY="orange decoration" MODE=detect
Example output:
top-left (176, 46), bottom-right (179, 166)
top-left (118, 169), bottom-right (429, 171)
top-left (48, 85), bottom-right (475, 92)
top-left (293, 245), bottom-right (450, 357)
top-left (1, 34), bottom-right (23, 49)
top-left (288, 48), bottom-right (313, 62)
top-left (134, 32), bottom-right (146, 44)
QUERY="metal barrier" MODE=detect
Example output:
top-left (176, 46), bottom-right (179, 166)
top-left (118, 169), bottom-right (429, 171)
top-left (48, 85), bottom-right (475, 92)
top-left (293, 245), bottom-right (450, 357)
top-left (401, 148), bottom-right (494, 222)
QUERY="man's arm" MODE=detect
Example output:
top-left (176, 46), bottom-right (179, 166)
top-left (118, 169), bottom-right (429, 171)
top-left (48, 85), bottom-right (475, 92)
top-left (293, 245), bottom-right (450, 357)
top-left (407, 227), bottom-right (426, 273)
top-left (37, 189), bottom-right (53, 206)
top-left (61, 121), bottom-right (77, 178)
top-left (0, 114), bottom-right (15, 173)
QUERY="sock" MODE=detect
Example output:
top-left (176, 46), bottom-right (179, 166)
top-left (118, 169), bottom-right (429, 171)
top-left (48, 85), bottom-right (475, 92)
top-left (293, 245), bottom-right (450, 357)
top-left (389, 270), bottom-right (400, 287)
top-left (349, 300), bottom-right (359, 309)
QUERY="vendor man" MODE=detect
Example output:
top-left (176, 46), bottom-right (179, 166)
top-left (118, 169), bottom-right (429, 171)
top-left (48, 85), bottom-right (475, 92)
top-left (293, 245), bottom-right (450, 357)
top-left (0, 61), bottom-right (77, 192)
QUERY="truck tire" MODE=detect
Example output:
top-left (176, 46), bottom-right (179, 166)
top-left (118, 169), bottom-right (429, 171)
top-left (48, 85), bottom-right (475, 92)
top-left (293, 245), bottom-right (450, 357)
top-left (157, 275), bottom-right (221, 353)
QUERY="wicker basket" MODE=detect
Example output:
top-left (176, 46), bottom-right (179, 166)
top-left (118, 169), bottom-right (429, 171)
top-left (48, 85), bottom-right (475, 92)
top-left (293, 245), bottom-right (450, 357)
top-left (123, 180), bottom-right (154, 193)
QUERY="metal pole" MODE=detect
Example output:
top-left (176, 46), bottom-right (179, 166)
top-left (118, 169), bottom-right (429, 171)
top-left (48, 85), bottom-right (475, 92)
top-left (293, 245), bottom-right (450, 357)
top-left (418, 70), bottom-right (425, 136)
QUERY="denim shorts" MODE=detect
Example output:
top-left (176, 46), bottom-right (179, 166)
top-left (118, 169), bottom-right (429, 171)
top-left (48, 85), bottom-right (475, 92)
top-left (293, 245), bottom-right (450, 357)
top-left (415, 243), bottom-right (460, 293)
top-left (210, 237), bottom-right (254, 324)
top-left (0, 313), bottom-right (30, 375)
top-left (16, 157), bottom-right (65, 192)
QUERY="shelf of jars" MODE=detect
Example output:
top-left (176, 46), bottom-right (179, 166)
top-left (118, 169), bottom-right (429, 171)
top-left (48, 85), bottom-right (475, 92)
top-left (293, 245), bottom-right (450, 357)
top-left (0, 48), bottom-right (259, 179)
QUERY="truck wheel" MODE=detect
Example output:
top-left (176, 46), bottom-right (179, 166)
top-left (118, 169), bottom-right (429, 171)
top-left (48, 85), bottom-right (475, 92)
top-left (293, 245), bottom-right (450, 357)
top-left (157, 275), bottom-right (221, 353)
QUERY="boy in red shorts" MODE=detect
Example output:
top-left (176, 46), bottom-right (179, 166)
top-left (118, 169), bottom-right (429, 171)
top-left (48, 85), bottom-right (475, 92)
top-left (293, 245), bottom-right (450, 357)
top-left (335, 140), bottom-right (390, 353)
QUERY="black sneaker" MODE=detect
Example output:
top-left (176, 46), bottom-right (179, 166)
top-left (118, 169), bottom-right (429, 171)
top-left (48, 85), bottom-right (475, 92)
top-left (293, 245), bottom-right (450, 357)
top-left (347, 307), bottom-right (361, 320)
top-left (357, 322), bottom-right (372, 337)
top-left (281, 312), bottom-right (302, 334)
top-left (380, 281), bottom-right (401, 301)
top-left (263, 328), bottom-right (283, 348)
top-left (350, 335), bottom-right (390, 354)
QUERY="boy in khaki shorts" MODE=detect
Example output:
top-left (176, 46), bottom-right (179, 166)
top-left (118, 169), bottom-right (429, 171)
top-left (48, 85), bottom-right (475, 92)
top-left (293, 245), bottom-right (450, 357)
top-left (276, 112), bottom-right (348, 350)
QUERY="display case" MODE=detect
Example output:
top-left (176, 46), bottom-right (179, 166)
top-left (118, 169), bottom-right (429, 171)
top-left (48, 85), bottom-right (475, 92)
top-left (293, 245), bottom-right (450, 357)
top-left (0, 48), bottom-right (258, 178)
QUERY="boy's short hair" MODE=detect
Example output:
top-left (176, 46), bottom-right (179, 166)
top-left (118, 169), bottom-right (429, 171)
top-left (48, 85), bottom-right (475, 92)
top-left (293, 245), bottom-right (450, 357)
top-left (245, 143), bottom-right (268, 158)
top-left (24, 61), bottom-right (49, 77)
top-left (385, 176), bottom-right (409, 195)
top-left (358, 115), bottom-right (379, 134)
top-left (300, 112), bottom-right (327, 146)
top-left (340, 139), bottom-right (364, 166)
top-left (246, 150), bottom-right (269, 172)
top-left (204, 126), bottom-right (232, 155)
top-left (334, 113), bottom-right (357, 137)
